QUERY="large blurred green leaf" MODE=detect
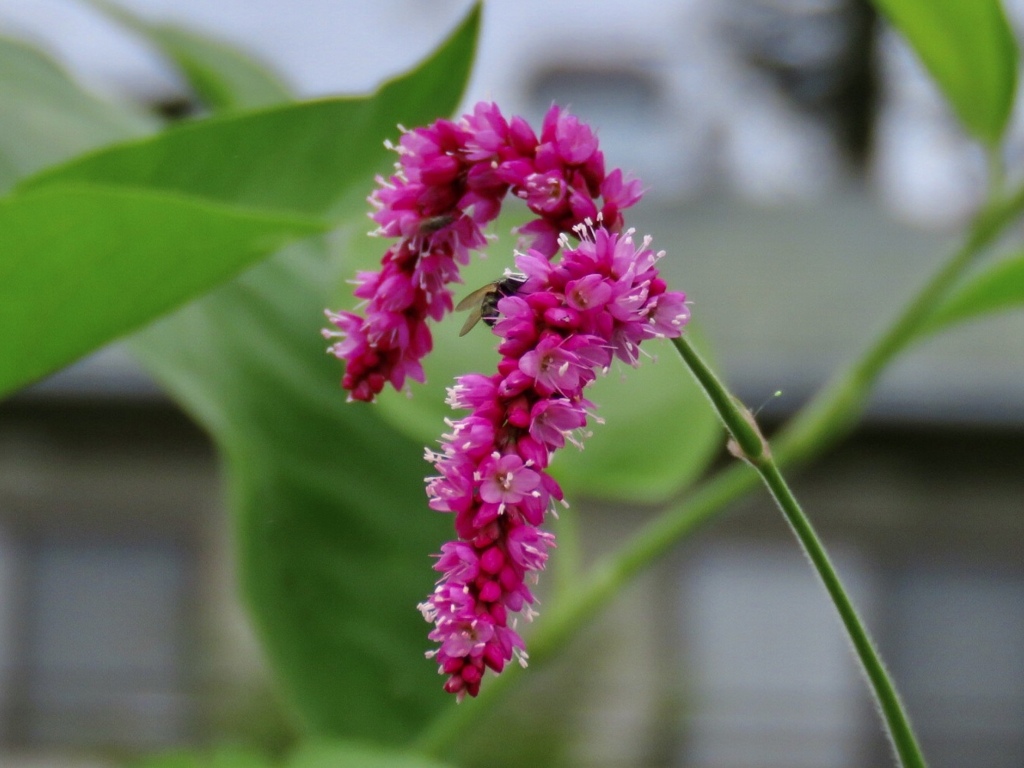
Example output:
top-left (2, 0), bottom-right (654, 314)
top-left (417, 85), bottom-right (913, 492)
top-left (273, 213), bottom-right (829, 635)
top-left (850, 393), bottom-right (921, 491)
top-left (133, 239), bottom-right (454, 741)
top-left (130, 6), bottom-right (481, 740)
top-left (870, 0), bottom-right (1017, 145)
top-left (85, 0), bottom-right (293, 111)
top-left (916, 253), bottom-right (1024, 337)
top-left (19, 5), bottom-right (479, 220)
top-left (0, 5), bottom-right (479, 399)
top-left (17, 98), bottom-right (401, 217)
top-left (0, 184), bottom-right (323, 397)
top-left (0, 36), bottom-right (155, 192)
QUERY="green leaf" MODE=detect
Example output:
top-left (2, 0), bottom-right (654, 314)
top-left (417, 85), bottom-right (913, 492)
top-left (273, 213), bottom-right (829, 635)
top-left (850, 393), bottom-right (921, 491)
top-left (16, 98), bottom-right (385, 217)
top-left (917, 253), bottom-right (1024, 336)
top-left (0, 35), bottom-right (155, 192)
top-left (133, 240), bottom-right (454, 742)
top-left (129, 5), bottom-right (480, 741)
top-left (0, 184), bottom-right (324, 398)
top-left (550, 333), bottom-right (722, 503)
top-left (86, 0), bottom-right (293, 111)
top-left (18, 5), bottom-right (481, 220)
top-left (870, 0), bottom-right (1018, 145)
top-left (140, 26), bottom-right (292, 111)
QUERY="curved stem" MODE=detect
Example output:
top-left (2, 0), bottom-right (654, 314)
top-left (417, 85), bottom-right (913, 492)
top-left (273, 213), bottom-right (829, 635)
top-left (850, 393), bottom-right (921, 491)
top-left (673, 336), bottom-right (927, 767)
top-left (416, 183), bottom-right (1024, 758)
top-left (773, 183), bottom-right (1024, 466)
top-left (762, 460), bottom-right (925, 766)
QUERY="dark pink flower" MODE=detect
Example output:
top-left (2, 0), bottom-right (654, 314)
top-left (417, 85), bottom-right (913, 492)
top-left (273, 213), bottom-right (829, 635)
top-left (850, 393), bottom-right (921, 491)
top-left (529, 398), bottom-right (588, 449)
top-left (420, 226), bottom-right (688, 698)
top-left (326, 102), bottom-right (687, 699)
top-left (519, 333), bottom-right (590, 395)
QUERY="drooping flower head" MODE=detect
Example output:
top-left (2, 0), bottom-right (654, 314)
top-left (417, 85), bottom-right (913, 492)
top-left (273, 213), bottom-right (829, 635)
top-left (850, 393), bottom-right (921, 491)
top-left (324, 102), bottom-right (687, 699)
top-left (322, 102), bottom-right (643, 403)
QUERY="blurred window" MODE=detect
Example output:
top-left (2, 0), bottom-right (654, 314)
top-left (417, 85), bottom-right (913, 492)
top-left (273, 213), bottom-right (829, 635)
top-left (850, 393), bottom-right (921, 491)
top-left (676, 541), bottom-right (1024, 767)
top-left (679, 542), bottom-right (871, 767)
top-left (2, 537), bottom-right (192, 750)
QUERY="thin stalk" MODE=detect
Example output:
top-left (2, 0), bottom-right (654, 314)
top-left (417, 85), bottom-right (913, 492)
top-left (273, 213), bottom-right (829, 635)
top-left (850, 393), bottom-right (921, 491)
top-left (761, 460), bottom-right (925, 766)
top-left (673, 335), bottom-right (926, 767)
top-left (774, 182), bottom-right (1024, 466)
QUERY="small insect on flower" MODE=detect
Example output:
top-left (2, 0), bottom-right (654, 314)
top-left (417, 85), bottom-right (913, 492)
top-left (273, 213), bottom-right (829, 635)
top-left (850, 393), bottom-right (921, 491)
top-left (419, 214), bottom-right (457, 234)
top-left (456, 273), bottom-right (528, 336)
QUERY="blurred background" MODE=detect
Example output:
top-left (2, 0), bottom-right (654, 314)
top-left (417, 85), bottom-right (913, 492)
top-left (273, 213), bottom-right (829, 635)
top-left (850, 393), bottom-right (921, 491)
top-left (1, 1), bottom-right (1023, 766)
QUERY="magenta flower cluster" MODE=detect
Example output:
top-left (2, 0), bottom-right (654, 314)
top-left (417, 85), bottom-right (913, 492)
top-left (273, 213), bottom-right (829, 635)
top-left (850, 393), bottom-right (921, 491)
top-left (323, 102), bottom-right (642, 403)
top-left (419, 228), bottom-right (689, 699)
top-left (324, 102), bottom-right (689, 699)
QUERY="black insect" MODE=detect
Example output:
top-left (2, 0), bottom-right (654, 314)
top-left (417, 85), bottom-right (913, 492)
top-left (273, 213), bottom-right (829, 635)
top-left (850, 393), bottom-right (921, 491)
top-left (419, 214), bottom-right (456, 234)
top-left (455, 273), bottom-right (528, 336)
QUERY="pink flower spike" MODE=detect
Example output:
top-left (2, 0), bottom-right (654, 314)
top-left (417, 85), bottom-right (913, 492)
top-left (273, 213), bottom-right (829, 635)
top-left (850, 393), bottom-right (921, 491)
top-left (327, 101), bottom-right (692, 699)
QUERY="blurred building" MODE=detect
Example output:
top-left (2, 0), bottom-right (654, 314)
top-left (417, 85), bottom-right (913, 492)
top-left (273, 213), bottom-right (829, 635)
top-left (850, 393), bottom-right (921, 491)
top-left (0, 1), bottom-right (1023, 766)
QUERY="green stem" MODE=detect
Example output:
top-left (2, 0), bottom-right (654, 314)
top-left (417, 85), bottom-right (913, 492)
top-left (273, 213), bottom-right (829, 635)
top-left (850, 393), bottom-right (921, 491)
top-left (774, 183), bottom-right (1024, 466)
top-left (764, 460), bottom-right (924, 766)
top-left (672, 332), bottom-right (765, 461)
top-left (672, 336), bottom-right (926, 767)
top-left (987, 144), bottom-right (1006, 201)
top-left (416, 183), bottom-right (1024, 758)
